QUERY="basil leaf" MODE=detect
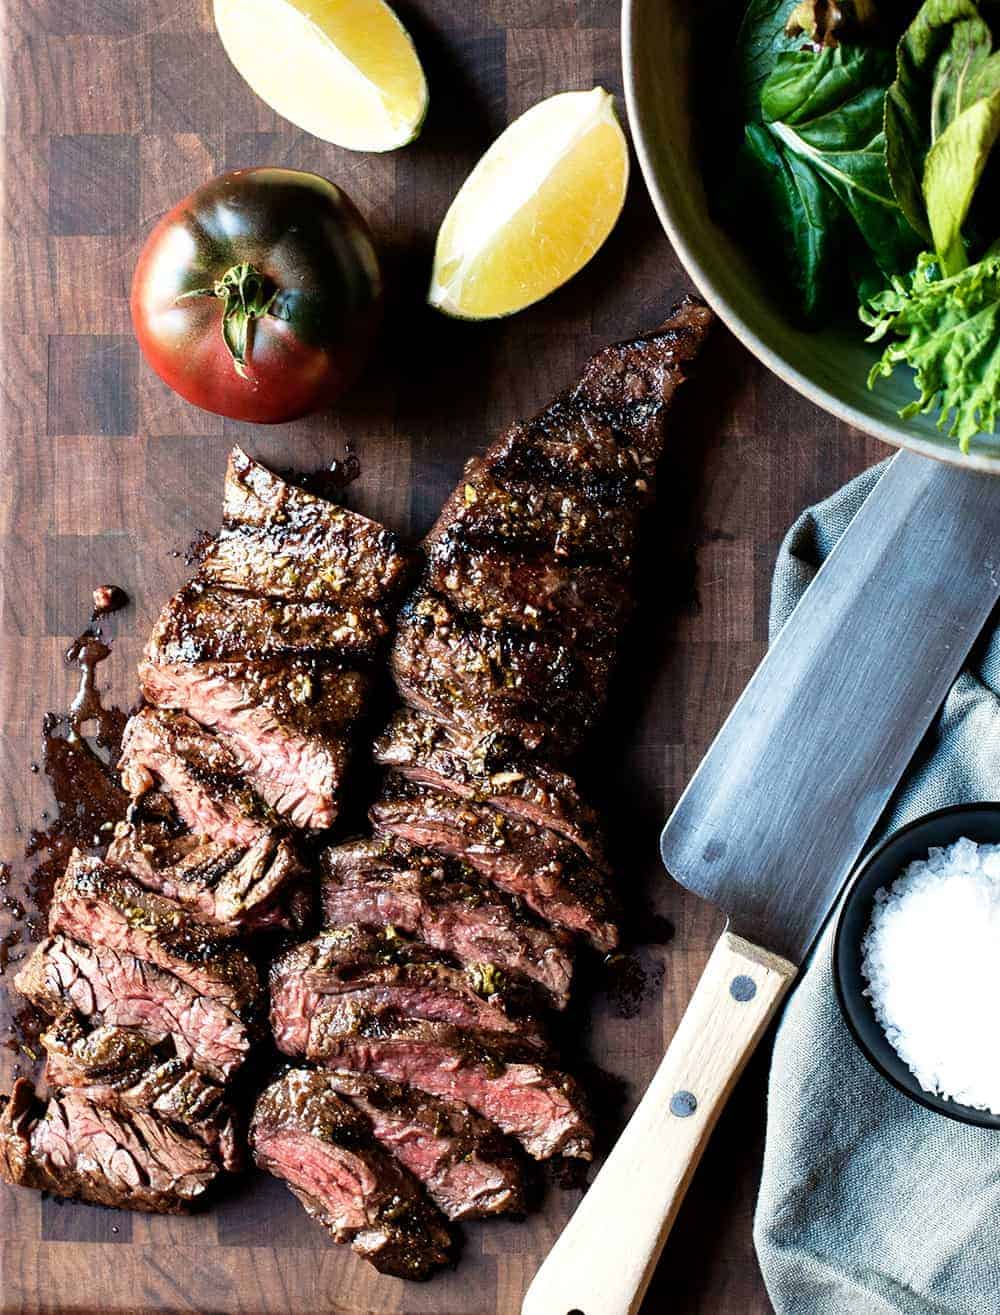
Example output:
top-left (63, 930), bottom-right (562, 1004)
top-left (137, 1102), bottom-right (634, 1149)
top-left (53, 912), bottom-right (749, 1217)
top-left (862, 246), bottom-right (1000, 449)
top-left (884, 0), bottom-right (1000, 241)
top-left (737, 0), bottom-right (804, 120)
top-left (924, 88), bottom-right (1000, 271)
top-left (761, 47), bottom-right (922, 278)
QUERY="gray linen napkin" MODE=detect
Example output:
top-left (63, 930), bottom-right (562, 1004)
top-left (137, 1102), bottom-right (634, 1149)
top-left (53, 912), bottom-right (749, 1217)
top-left (754, 459), bottom-right (1000, 1315)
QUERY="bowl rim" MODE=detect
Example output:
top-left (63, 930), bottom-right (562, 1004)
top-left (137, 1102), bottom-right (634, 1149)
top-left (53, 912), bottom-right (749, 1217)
top-left (832, 801), bottom-right (1000, 1130)
top-left (620, 0), bottom-right (1000, 477)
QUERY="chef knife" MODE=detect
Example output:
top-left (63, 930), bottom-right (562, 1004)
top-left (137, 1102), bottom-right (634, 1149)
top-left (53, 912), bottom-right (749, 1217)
top-left (522, 449), bottom-right (1000, 1315)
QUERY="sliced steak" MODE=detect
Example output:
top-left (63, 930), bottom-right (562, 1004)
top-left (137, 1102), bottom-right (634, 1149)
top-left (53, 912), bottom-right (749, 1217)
top-left (50, 852), bottom-right (261, 1015)
top-left (40, 1013), bottom-right (240, 1171)
top-left (301, 1069), bottom-right (523, 1221)
top-left (107, 820), bottom-right (306, 933)
top-left (392, 591), bottom-right (611, 758)
top-left (425, 527), bottom-right (630, 649)
top-left (139, 658), bottom-right (365, 831)
top-left (251, 1069), bottom-right (451, 1279)
top-left (373, 708), bottom-right (607, 865)
top-left (372, 779), bottom-right (618, 952)
top-left (15, 936), bottom-right (250, 1081)
top-left (299, 1010), bottom-right (593, 1162)
top-left (425, 458), bottom-right (639, 566)
top-left (119, 707), bottom-right (275, 847)
top-left (199, 447), bottom-right (408, 607)
top-left (321, 839), bottom-right (574, 1009)
top-left (269, 926), bottom-right (544, 1054)
top-left (146, 580), bottom-right (388, 665)
top-left (0, 1078), bottom-right (218, 1214)
top-left (483, 410), bottom-right (654, 500)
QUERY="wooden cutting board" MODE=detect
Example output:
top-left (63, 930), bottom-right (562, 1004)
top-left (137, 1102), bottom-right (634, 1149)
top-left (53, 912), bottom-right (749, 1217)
top-left (0, 1), bottom-right (886, 1311)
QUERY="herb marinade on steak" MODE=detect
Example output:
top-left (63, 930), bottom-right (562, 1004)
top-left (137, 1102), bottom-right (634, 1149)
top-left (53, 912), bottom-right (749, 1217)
top-left (261, 304), bottom-right (712, 1259)
top-left (1, 450), bottom-right (407, 1223)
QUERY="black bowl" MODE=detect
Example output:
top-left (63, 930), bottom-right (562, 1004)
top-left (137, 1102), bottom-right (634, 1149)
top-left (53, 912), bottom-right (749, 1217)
top-left (834, 802), bottom-right (1000, 1129)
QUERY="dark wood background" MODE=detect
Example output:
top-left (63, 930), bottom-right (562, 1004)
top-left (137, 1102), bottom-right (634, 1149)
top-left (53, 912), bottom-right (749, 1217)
top-left (0, 0), bottom-right (886, 1311)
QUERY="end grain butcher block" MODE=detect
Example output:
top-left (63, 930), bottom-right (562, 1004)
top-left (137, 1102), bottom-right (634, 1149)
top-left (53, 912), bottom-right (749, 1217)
top-left (0, 1), bottom-right (871, 1312)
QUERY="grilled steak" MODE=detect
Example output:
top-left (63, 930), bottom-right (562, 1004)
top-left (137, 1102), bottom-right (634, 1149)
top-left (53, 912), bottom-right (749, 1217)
top-left (146, 580), bottom-right (388, 665)
top-left (0, 1078), bottom-right (218, 1214)
top-left (199, 447), bottom-right (409, 607)
top-left (50, 852), bottom-right (261, 1014)
top-left (320, 838), bottom-right (574, 1008)
top-left (107, 820), bottom-right (306, 933)
top-left (392, 590), bottom-right (611, 758)
top-left (119, 707), bottom-right (275, 847)
top-left (296, 1069), bottom-right (524, 1221)
top-left (296, 1009), bottom-right (593, 1162)
top-left (139, 658), bottom-right (365, 831)
top-left (41, 1013), bottom-right (240, 1171)
top-left (251, 1069), bottom-right (451, 1279)
top-left (371, 778), bottom-right (618, 951)
top-left (15, 936), bottom-right (251, 1081)
top-left (373, 708), bottom-right (607, 865)
top-left (269, 926), bottom-right (544, 1051)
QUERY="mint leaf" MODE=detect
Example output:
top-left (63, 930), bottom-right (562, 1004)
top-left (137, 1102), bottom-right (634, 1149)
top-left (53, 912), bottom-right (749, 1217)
top-left (862, 247), bottom-right (1000, 449)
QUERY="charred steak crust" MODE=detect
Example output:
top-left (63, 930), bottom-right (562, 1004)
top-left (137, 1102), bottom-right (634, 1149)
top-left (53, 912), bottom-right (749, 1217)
top-left (371, 777), bottom-right (618, 951)
top-left (320, 838), bottom-right (575, 1009)
top-left (251, 1069), bottom-right (451, 1279)
top-left (0, 1079), bottom-right (219, 1214)
top-left (289, 1009), bottom-right (594, 1162)
top-left (50, 852), bottom-right (261, 1016)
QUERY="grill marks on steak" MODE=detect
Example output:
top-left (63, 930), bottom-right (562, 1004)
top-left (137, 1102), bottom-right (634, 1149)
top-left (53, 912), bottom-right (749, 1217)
top-left (146, 581), bottom-right (389, 665)
top-left (321, 840), bottom-right (574, 1009)
top-left (50, 852), bottom-right (261, 1014)
top-left (269, 925), bottom-right (545, 1054)
top-left (15, 936), bottom-right (251, 1081)
top-left (107, 821), bottom-right (306, 933)
top-left (251, 1069), bottom-right (451, 1278)
top-left (139, 657), bottom-right (366, 831)
top-left (372, 779), bottom-right (618, 952)
top-left (0, 1079), bottom-right (219, 1214)
top-left (40, 1013), bottom-right (240, 1171)
top-left (199, 447), bottom-right (409, 607)
top-left (119, 707), bottom-right (275, 848)
top-left (295, 1011), bottom-right (594, 1162)
top-left (374, 709), bottom-right (606, 866)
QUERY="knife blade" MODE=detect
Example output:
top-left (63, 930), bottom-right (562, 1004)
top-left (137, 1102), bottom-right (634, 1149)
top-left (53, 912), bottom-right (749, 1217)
top-left (523, 450), bottom-right (1000, 1315)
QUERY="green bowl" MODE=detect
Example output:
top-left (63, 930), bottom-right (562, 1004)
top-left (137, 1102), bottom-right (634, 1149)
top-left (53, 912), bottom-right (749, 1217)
top-left (622, 0), bottom-right (1000, 472)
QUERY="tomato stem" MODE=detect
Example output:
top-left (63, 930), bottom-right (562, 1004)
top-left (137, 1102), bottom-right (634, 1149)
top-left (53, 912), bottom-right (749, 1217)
top-left (176, 263), bottom-right (277, 379)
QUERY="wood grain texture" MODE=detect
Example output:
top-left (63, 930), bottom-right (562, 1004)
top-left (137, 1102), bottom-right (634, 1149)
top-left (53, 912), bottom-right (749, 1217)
top-left (0, 1), bottom-right (887, 1312)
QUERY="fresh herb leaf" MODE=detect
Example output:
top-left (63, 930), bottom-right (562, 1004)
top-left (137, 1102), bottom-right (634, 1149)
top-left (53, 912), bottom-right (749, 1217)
top-left (737, 0), bottom-right (805, 119)
top-left (885, 0), bottom-right (1000, 248)
top-left (862, 246), bottom-right (1000, 448)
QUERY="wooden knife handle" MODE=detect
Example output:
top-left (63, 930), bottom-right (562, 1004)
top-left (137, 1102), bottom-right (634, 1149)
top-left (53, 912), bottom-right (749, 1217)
top-left (521, 931), bottom-right (796, 1315)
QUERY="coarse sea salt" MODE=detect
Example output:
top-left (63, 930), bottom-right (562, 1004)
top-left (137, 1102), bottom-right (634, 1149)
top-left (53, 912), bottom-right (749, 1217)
top-left (861, 836), bottom-right (1000, 1113)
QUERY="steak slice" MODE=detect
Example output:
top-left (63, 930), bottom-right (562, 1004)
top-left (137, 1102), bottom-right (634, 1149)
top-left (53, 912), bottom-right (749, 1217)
top-left (251, 1069), bottom-right (451, 1279)
top-left (269, 926), bottom-right (544, 1053)
top-left (50, 852), bottom-right (261, 1014)
top-left (139, 658), bottom-right (366, 831)
top-left (0, 1079), bottom-right (218, 1214)
top-left (372, 778), bottom-right (618, 952)
top-left (15, 936), bottom-right (250, 1081)
top-left (119, 707), bottom-right (275, 847)
top-left (424, 527), bottom-right (631, 649)
top-left (107, 820), bottom-right (306, 933)
top-left (199, 447), bottom-right (408, 607)
top-left (426, 458), bottom-right (639, 566)
top-left (373, 708), bottom-right (607, 866)
top-left (40, 1013), bottom-right (240, 1171)
top-left (321, 839), bottom-right (574, 1009)
top-left (301, 1069), bottom-right (524, 1221)
top-left (483, 410), bottom-right (654, 500)
top-left (392, 591), bottom-right (611, 758)
top-left (146, 580), bottom-right (388, 665)
top-left (301, 1010), bottom-right (593, 1162)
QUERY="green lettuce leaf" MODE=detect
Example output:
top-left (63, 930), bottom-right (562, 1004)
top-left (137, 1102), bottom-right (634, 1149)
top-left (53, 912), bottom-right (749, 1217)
top-left (861, 246), bottom-right (1000, 448)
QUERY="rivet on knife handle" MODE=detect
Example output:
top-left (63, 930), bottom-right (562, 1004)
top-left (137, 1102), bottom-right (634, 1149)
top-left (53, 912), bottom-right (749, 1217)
top-left (521, 932), bottom-right (795, 1315)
